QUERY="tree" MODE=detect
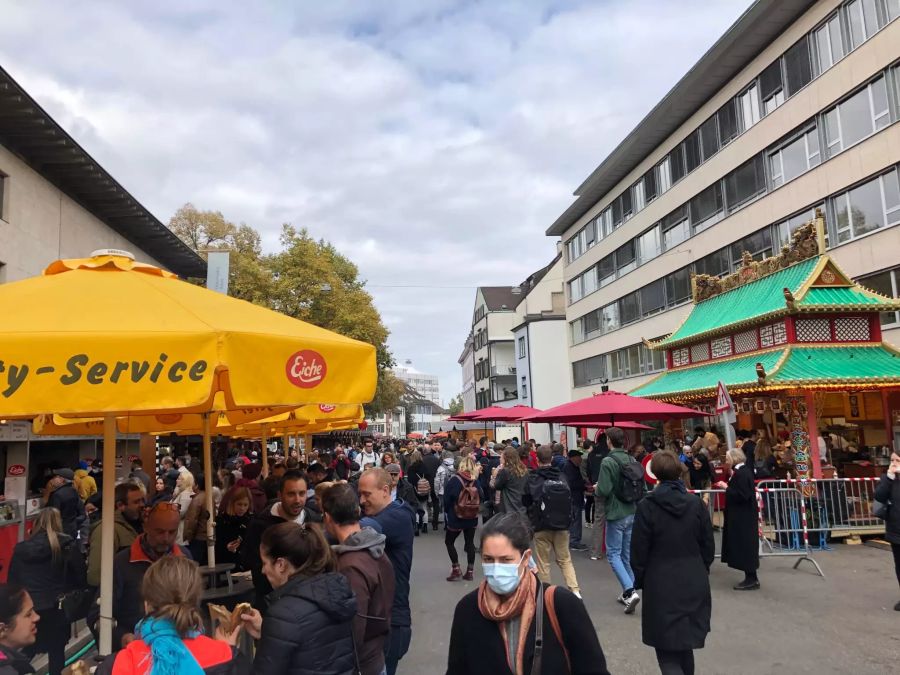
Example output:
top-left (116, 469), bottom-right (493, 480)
top-left (448, 393), bottom-right (464, 416)
top-left (167, 205), bottom-right (401, 415)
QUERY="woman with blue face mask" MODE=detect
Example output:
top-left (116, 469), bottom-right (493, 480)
top-left (446, 512), bottom-right (609, 675)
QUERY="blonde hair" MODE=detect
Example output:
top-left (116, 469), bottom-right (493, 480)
top-left (174, 471), bottom-right (195, 496)
top-left (141, 556), bottom-right (204, 637)
top-left (31, 507), bottom-right (64, 563)
top-left (458, 456), bottom-right (482, 479)
top-left (726, 448), bottom-right (746, 466)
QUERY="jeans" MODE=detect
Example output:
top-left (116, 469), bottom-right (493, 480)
top-left (384, 625), bottom-right (412, 675)
top-left (655, 648), bottom-right (695, 675)
top-left (585, 495), bottom-right (594, 523)
top-left (605, 514), bottom-right (636, 592)
top-left (569, 502), bottom-right (584, 547)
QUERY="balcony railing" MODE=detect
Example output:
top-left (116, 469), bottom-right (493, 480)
top-left (490, 365), bottom-right (516, 376)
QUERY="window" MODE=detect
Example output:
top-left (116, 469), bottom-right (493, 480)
top-left (599, 207), bottom-right (613, 238)
top-left (584, 220), bottom-right (597, 249)
top-left (518, 336), bottom-right (526, 358)
top-left (768, 127), bottom-right (820, 187)
top-left (846, 0), bottom-right (879, 48)
top-left (813, 13), bottom-right (844, 75)
top-left (689, 182), bottom-right (724, 231)
top-left (665, 268), bottom-right (691, 306)
top-left (620, 292), bottom-right (641, 325)
top-left (731, 229), bottom-right (773, 267)
top-left (637, 226), bottom-right (661, 264)
top-left (601, 303), bottom-right (620, 333)
top-left (683, 131), bottom-right (701, 173)
top-left (775, 207), bottom-right (819, 246)
top-left (632, 180), bottom-right (645, 212)
top-left (860, 268), bottom-right (899, 326)
top-left (620, 189), bottom-right (633, 223)
top-left (700, 116), bottom-right (719, 161)
top-left (582, 267), bottom-right (598, 296)
top-left (583, 309), bottom-right (601, 340)
top-left (521, 376), bottom-right (528, 399)
top-left (598, 253), bottom-right (616, 286)
top-left (889, 0), bottom-right (900, 20)
top-left (784, 35), bottom-right (813, 96)
top-left (669, 144), bottom-right (686, 184)
top-left (568, 278), bottom-right (582, 303)
top-left (824, 77), bottom-right (888, 157)
top-left (657, 157), bottom-right (671, 193)
top-left (0, 173), bottom-right (5, 222)
top-left (643, 166), bottom-right (658, 202)
top-left (694, 249), bottom-right (730, 278)
top-left (616, 240), bottom-right (636, 275)
top-left (573, 354), bottom-right (606, 388)
top-left (662, 205), bottom-right (690, 250)
top-left (737, 84), bottom-right (761, 130)
top-left (624, 345), bottom-right (642, 377)
top-left (834, 170), bottom-right (900, 243)
top-left (759, 60), bottom-right (784, 114)
top-left (724, 155), bottom-right (766, 210)
top-left (717, 99), bottom-right (740, 145)
top-left (641, 279), bottom-right (665, 316)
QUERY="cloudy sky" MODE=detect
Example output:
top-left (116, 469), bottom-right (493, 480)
top-left (1, 0), bottom-right (751, 403)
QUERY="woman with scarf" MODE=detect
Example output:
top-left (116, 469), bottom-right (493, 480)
top-left (631, 451), bottom-right (715, 675)
top-left (447, 512), bottom-right (608, 675)
top-left (97, 555), bottom-right (249, 674)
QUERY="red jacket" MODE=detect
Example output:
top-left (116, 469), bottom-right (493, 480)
top-left (99, 635), bottom-right (249, 674)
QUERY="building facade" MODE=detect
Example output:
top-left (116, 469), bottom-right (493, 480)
top-left (393, 361), bottom-right (441, 407)
top-left (548, 0), bottom-right (900, 398)
top-left (458, 334), bottom-right (476, 413)
top-left (470, 287), bottom-right (519, 409)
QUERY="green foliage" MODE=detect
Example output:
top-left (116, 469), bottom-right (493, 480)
top-left (447, 393), bottom-right (464, 416)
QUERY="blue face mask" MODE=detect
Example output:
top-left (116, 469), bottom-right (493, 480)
top-left (482, 553), bottom-right (526, 595)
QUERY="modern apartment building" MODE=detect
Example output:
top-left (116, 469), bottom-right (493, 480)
top-left (470, 286), bottom-right (520, 409)
top-left (548, 0), bottom-right (900, 397)
top-left (393, 360), bottom-right (441, 407)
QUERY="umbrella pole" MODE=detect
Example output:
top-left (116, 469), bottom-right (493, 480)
top-left (203, 413), bottom-right (215, 568)
top-left (283, 431), bottom-right (289, 461)
top-left (261, 429), bottom-right (268, 476)
top-left (99, 414), bottom-right (116, 655)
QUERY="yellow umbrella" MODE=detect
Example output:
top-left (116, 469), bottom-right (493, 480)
top-left (0, 251), bottom-right (376, 654)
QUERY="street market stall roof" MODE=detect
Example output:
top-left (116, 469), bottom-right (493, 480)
top-left (468, 405), bottom-right (543, 421)
top-left (521, 391), bottom-right (699, 424)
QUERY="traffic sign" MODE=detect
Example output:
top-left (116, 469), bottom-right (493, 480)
top-left (715, 381), bottom-right (733, 414)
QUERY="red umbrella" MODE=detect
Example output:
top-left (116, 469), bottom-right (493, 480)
top-left (446, 410), bottom-right (482, 421)
top-left (555, 419), bottom-right (653, 430)
top-left (469, 405), bottom-right (543, 421)
top-left (522, 391), bottom-right (699, 424)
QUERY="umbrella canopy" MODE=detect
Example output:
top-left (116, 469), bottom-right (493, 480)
top-left (522, 391), bottom-right (699, 424)
top-left (556, 419), bottom-right (653, 430)
top-left (0, 252), bottom-right (377, 654)
top-left (468, 405), bottom-right (543, 421)
top-left (447, 410), bottom-right (482, 421)
top-left (407, 432), bottom-right (424, 439)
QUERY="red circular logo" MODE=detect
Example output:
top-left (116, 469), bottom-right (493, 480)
top-left (318, 404), bottom-right (336, 413)
top-left (286, 350), bottom-right (327, 389)
top-left (7, 464), bottom-right (25, 476)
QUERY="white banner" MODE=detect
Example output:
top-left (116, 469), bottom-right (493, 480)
top-left (206, 251), bottom-right (230, 295)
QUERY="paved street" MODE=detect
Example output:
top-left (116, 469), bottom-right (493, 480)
top-left (402, 527), bottom-right (898, 674)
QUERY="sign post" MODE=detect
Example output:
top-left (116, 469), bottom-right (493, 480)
top-left (715, 380), bottom-right (738, 451)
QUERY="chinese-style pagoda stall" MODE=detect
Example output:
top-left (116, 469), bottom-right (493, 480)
top-left (632, 215), bottom-right (900, 480)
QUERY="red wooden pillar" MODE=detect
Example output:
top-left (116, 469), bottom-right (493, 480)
top-left (804, 390), bottom-right (823, 478)
top-left (882, 389), bottom-right (893, 450)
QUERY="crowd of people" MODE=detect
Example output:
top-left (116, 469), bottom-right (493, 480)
top-left (0, 430), bottom-right (896, 675)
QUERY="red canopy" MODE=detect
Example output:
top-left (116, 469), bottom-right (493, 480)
top-left (469, 405), bottom-right (543, 422)
top-left (555, 419), bottom-right (653, 430)
top-left (446, 410), bottom-right (482, 421)
top-left (522, 391), bottom-right (698, 424)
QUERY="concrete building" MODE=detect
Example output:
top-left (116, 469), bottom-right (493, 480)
top-left (547, 0), bottom-right (900, 397)
top-left (470, 287), bottom-right (519, 409)
top-left (393, 360), bottom-right (441, 407)
top-left (458, 334), bottom-right (476, 413)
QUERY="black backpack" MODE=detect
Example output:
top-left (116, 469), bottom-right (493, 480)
top-left (535, 476), bottom-right (572, 530)
top-left (610, 453), bottom-right (645, 503)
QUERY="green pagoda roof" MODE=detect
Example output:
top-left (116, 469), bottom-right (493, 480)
top-left (631, 344), bottom-right (900, 400)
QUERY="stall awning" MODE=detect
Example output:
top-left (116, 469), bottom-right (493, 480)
top-left (631, 344), bottom-right (900, 400)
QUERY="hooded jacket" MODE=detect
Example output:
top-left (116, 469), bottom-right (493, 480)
top-left (46, 480), bottom-right (85, 540)
top-left (370, 500), bottom-right (415, 629)
top-left (87, 510), bottom-right (141, 587)
top-left (254, 572), bottom-right (357, 675)
top-left (8, 531), bottom-right (86, 610)
top-left (332, 527), bottom-right (395, 675)
top-left (631, 481), bottom-right (714, 651)
top-left (434, 457), bottom-right (456, 497)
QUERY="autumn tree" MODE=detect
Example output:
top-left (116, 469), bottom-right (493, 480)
top-left (167, 205), bottom-right (401, 415)
top-left (447, 393), bottom-right (464, 416)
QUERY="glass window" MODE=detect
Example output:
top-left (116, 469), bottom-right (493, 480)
top-left (571, 318), bottom-right (585, 345)
top-left (884, 170), bottom-right (900, 220)
top-left (888, 0), bottom-right (900, 21)
top-left (769, 127), bottom-right (820, 187)
top-left (641, 279), bottom-right (665, 316)
top-left (625, 345), bottom-right (642, 376)
top-left (669, 144), bottom-right (686, 184)
top-left (612, 197), bottom-right (623, 226)
top-left (582, 268), bottom-right (597, 296)
top-left (657, 158), bottom-right (671, 193)
top-left (832, 81), bottom-right (880, 153)
top-left (737, 84), bottom-right (761, 130)
top-left (632, 180), bottom-right (645, 212)
top-left (683, 131), bottom-right (701, 173)
top-left (568, 278), bottom-right (582, 303)
top-left (717, 99), bottom-right (739, 146)
top-left (847, 0), bottom-right (879, 48)
top-left (813, 14), bottom-right (843, 75)
top-left (621, 189), bottom-right (633, 222)
top-left (620, 292), bottom-right (641, 325)
top-left (835, 177), bottom-right (884, 242)
top-left (694, 249), bottom-right (730, 277)
top-left (760, 60), bottom-right (784, 112)
top-left (776, 207), bottom-right (819, 246)
top-left (731, 229), bottom-right (773, 266)
top-left (871, 77), bottom-right (889, 129)
top-left (689, 182), bottom-right (724, 231)
top-left (860, 269), bottom-right (898, 326)
top-left (700, 116), bottom-right (719, 161)
top-left (643, 167), bottom-right (658, 202)
top-left (784, 35), bottom-right (812, 96)
top-left (616, 240), bottom-right (637, 275)
top-left (600, 207), bottom-right (612, 238)
top-left (601, 303), bottom-right (620, 333)
top-left (637, 226), bottom-right (661, 264)
top-left (662, 206), bottom-right (690, 250)
top-left (573, 355), bottom-right (606, 388)
top-left (598, 254), bottom-right (616, 285)
top-left (725, 155), bottom-right (766, 210)
top-left (584, 222), bottom-right (596, 249)
top-left (608, 351), bottom-right (622, 380)
top-left (583, 309), bottom-right (601, 339)
top-left (665, 268), bottom-right (691, 306)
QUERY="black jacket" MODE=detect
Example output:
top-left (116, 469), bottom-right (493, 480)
top-left (721, 464), bottom-right (759, 572)
top-left (47, 483), bottom-right (85, 540)
top-left (406, 461), bottom-right (427, 499)
top-left (422, 452), bottom-right (441, 483)
top-left (395, 477), bottom-right (420, 509)
top-left (447, 577), bottom-right (609, 675)
top-left (0, 644), bottom-right (33, 675)
top-left (562, 460), bottom-right (586, 507)
top-left (522, 465), bottom-right (566, 532)
top-left (631, 482), bottom-right (714, 650)
top-left (8, 531), bottom-right (86, 610)
top-left (875, 474), bottom-right (900, 544)
top-left (584, 449), bottom-right (607, 484)
top-left (254, 572), bottom-right (357, 675)
top-left (215, 512), bottom-right (252, 570)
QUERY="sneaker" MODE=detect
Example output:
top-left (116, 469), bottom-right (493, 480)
top-left (623, 592), bottom-right (641, 614)
top-left (569, 544), bottom-right (588, 551)
top-left (733, 579), bottom-right (760, 591)
top-left (573, 590), bottom-right (583, 600)
top-left (590, 555), bottom-right (601, 561)
top-left (615, 593), bottom-right (626, 606)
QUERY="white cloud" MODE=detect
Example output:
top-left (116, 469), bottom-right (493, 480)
top-left (0, 0), bottom-right (750, 402)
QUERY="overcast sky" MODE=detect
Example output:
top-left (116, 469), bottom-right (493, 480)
top-left (1, 0), bottom-right (751, 404)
